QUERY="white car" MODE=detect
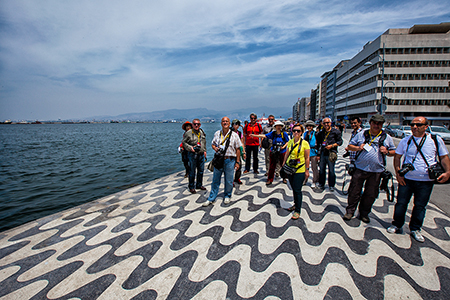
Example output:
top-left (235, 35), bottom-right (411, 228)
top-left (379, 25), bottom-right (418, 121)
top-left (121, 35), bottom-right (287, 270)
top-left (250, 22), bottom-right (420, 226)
top-left (426, 126), bottom-right (450, 144)
top-left (399, 126), bottom-right (412, 137)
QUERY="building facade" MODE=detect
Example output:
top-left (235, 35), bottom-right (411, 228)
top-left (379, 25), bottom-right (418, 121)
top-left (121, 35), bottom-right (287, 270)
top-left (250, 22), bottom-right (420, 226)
top-left (333, 22), bottom-right (450, 124)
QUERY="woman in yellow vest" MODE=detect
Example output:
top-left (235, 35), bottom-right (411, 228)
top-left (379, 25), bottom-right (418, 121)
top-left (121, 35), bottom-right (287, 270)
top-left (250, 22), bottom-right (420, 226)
top-left (282, 124), bottom-right (310, 219)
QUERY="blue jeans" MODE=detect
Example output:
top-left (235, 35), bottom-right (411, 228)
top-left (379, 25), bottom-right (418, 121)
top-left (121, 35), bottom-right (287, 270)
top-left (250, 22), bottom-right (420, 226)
top-left (187, 152), bottom-right (205, 190)
top-left (288, 172), bottom-right (306, 213)
top-left (207, 157), bottom-right (236, 201)
top-left (392, 179), bottom-right (434, 231)
top-left (319, 152), bottom-right (336, 188)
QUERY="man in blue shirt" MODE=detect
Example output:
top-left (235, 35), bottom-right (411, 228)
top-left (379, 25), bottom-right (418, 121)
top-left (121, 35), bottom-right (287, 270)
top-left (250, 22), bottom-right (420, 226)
top-left (343, 114), bottom-right (396, 223)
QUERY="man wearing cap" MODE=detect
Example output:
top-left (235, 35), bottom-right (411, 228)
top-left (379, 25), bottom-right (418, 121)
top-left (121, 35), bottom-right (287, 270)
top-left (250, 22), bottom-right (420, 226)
top-left (316, 117), bottom-right (343, 191)
top-left (182, 118), bottom-right (207, 194)
top-left (343, 114), bottom-right (396, 223)
top-left (303, 120), bottom-right (319, 187)
top-left (262, 115), bottom-right (275, 175)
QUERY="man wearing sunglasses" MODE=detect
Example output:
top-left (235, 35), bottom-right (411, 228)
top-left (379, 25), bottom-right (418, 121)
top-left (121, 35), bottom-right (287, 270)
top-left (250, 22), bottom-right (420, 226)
top-left (182, 118), bottom-right (207, 194)
top-left (387, 116), bottom-right (450, 242)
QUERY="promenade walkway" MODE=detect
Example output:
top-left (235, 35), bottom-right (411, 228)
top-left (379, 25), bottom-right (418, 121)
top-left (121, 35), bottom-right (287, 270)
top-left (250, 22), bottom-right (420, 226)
top-left (1, 144), bottom-right (450, 299)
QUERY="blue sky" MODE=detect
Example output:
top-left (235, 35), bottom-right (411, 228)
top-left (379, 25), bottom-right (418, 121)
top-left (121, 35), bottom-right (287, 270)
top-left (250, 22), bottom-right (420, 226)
top-left (0, 0), bottom-right (449, 120)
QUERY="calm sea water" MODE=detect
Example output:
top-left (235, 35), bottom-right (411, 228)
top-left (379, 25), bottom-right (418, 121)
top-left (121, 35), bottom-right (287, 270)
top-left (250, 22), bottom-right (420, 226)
top-left (0, 123), bottom-right (219, 232)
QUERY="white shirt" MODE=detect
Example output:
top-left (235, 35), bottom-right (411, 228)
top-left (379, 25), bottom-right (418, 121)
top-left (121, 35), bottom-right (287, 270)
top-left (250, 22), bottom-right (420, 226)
top-left (396, 134), bottom-right (448, 181)
top-left (211, 130), bottom-right (242, 157)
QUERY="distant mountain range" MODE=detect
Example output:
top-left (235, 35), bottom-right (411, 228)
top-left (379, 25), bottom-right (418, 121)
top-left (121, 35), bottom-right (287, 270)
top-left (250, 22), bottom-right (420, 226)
top-left (87, 106), bottom-right (292, 122)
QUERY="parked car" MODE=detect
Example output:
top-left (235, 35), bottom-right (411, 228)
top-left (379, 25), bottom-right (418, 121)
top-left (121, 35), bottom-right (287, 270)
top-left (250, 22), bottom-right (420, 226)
top-left (426, 126), bottom-right (450, 144)
top-left (385, 124), bottom-right (404, 138)
top-left (399, 126), bottom-right (412, 138)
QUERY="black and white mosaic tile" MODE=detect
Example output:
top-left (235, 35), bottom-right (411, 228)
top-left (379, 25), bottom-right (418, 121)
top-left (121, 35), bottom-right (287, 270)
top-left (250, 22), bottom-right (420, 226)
top-left (1, 152), bottom-right (450, 299)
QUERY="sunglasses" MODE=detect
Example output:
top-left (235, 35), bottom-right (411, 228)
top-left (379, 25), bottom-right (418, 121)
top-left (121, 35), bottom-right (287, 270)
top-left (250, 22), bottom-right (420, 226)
top-left (292, 129), bottom-right (302, 133)
top-left (193, 123), bottom-right (201, 126)
top-left (250, 117), bottom-right (257, 120)
top-left (410, 123), bottom-right (426, 127)
top-left (323, 122), bottom-right (331, 124)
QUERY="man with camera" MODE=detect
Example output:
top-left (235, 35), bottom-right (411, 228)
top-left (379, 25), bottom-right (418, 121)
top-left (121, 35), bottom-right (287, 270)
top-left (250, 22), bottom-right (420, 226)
top-left (344, 117), bottom-right (363, 163)
top-left (262, 115), bottom-right (275, 175)
top-left (316, 117), bottom-right (343, 191)
top-left (343, 114), bottom-right (396, 223)
top-left (387, 116), bottom-right (450, 242)
top-left (203, 117), bottom-right (242, 206)
top-left (182, 118), bottom-right (207, 194)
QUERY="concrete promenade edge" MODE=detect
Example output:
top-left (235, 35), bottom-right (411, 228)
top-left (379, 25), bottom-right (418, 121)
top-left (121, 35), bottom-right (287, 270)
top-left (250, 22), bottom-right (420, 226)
top-left (1, 134), bottom-right (450, 299)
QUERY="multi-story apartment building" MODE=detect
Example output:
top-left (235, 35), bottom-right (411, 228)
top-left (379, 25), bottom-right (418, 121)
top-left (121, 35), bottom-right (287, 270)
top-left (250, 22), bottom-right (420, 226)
top-left (332, 22), bottom-right (450, 124)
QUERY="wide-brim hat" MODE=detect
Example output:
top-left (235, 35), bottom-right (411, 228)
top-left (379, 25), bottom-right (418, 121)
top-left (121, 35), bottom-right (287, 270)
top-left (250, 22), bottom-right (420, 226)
top-left (274, 120), bottom-right (284, 127)
top-left (182, 121), bottom-right (192, 131)
top-left (304, 120), bottom-right (316, 127)
top-left (370, 114), bottom-right (385, 123)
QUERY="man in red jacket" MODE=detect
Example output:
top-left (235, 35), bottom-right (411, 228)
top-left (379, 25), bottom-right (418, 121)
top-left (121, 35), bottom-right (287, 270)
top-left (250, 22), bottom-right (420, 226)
top-left (243, 113), bottom-right (263, 174)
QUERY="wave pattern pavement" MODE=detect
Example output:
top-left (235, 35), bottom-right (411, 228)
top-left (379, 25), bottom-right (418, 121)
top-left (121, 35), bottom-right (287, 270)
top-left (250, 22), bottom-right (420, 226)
top-left (1, 152), bottom-right (450, 299)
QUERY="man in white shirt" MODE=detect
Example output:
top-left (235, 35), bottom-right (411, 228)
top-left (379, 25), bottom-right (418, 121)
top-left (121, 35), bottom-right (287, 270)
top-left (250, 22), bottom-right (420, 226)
top-left (387, 116), bottom-right (450, 242)
top-left (203, 117), bottom-right (242, 206)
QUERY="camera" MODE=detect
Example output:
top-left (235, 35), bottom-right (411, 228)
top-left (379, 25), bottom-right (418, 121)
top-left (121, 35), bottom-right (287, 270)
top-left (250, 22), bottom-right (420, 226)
top-left (428, 163), bottom-right (444, 180)
top-left (271, 143), bottom-right (282, 154)
top-left (193, 145), bottom-right (201, 153)
top-left (286, 159), bottom-right (298, 168)
top-left (380, 170), bottom-right (394, 202)
top-left (345, 163), bottom-right (356, 175)
top-left (343, 151), bottom-right (350, 158)
top-left (398, 163), bottom-right (414, 177)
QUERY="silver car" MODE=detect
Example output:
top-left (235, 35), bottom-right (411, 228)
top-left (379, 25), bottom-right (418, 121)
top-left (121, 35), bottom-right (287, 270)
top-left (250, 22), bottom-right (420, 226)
top-left (426, 126), bottom-right (450, 144)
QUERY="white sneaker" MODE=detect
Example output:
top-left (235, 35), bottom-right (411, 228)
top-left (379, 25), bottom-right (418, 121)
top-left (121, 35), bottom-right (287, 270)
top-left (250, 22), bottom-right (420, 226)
top-left (202, 201), bottom-right (214, 207)
top-left (224, 198), bottom-right (230, 204)
top-left (411, 230), bottom-right (425, 242)
top-left (311, 182), bottom-right (316, 188)
top-left (387, 225), bottom-right (403, 234)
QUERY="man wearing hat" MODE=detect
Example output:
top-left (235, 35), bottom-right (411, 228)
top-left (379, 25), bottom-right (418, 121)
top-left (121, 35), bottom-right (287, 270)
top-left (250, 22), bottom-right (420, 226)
top-left (343, 114), bottom-right (396, 223)
top-left (303, 120), bottom-right (319, 187)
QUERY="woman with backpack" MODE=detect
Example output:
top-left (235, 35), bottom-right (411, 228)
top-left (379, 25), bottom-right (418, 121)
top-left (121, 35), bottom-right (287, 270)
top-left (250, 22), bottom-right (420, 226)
top-left (251, 120), bottom-right (290, 185)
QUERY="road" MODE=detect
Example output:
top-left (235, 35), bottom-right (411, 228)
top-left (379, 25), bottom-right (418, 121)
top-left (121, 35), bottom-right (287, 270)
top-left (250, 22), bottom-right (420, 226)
top-left (343, 131), bottom-right (450, 216)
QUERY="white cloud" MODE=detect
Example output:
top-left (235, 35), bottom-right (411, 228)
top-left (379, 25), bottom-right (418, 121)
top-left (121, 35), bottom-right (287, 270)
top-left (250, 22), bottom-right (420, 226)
top-left (0, 0), bottom-right (449, 119)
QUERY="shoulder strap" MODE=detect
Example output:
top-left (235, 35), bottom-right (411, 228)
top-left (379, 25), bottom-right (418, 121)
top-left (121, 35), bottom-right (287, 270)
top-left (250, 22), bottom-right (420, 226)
top-left (258, 123), bottom-right (263, 132)
top-left (431, 134), bottom-right (441, 162)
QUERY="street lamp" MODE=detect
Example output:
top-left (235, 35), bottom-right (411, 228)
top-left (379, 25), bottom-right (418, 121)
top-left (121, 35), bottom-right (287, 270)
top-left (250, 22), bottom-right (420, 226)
top-left (364, 42), bottom-right (391, 115)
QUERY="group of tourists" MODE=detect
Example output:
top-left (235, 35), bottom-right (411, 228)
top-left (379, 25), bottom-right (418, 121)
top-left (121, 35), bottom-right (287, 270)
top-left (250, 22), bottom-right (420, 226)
top-left (179, 113), bottom-right (450, 242)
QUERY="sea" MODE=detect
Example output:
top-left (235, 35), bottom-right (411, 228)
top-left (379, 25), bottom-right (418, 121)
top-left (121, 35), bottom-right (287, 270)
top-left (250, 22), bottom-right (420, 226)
top-left (0, 122), bottom-right (220, 233)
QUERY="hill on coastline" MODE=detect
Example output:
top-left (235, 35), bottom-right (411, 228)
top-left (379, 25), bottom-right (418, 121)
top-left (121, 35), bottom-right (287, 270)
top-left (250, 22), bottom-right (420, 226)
top-left (87, 106), bottom-right (291, 122)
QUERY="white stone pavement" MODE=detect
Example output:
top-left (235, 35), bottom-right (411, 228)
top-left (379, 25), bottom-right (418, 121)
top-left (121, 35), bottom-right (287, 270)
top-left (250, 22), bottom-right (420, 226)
top-left (1, 141), bottom-right (449, 299)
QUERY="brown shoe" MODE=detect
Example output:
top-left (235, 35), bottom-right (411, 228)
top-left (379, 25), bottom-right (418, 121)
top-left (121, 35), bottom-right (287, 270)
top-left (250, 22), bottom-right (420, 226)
top-left (359, 216), bottom-right (370, 223)
top-left (342, 213), bottom-right (353, 221)
top-left (287, 205), bottom-right (295, 212)
top-left (189, 189), bottom-right (196, 194)
top-left (254, 170), bottom-right (259, 174)
top-left (243, 170), bottom-right (249, 174)
top-left (198, 186), bottom-right (207, 191)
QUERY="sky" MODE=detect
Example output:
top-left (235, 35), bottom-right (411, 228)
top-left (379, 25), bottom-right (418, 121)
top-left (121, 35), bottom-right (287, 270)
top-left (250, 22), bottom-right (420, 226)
top-left (0, 0), bottom-right (449, 121)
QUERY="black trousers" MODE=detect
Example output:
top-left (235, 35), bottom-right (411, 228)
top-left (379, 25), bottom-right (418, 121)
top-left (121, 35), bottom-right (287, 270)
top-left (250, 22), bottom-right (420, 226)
top-left (346, 168), bottom-right (382, 217)
top-left (245, 145), bottom-right (259, 172)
